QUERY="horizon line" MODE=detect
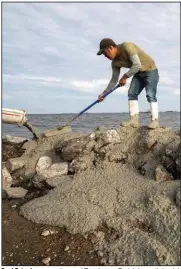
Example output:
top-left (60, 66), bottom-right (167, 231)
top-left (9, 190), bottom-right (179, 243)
top-left (26, 111), bottom-right (180, 115)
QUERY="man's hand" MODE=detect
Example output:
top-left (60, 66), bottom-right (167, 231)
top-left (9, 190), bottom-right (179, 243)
top-left (119, 74), bottom-right (128, 86)
top-left (98, 90), bottom-right (107, 102)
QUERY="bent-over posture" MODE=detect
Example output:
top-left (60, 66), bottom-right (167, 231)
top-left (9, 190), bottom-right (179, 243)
top-left (97, 38), bottom-right (159, 129)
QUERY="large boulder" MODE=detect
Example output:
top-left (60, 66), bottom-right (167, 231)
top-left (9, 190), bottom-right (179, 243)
top-left (2, 166), bottom-right (13, 189)
top-left (3, 135), bottom-right (29, 144)
top-left (6, 157), bottom-right (25, 173)
top-left (35, 156), bottom-right (52, 173)
top-left (6, 187), bottom-right (28, 198)
top-left (11, 167), bottom-right (27, 187)
top-left (33, 162), bottom-right (69, 187)
top-left (155, 165), bottom-right (173, 181)
top-left (162, 142), bottom-right (181, 180)
top-left (69, 153), bottom-right (95, 173)
top-left (2, 136), bottom-right (27, 162)
top-left (46, 175), bottom-right (73, 188)
top-left (55, 136), bottom-right (89, 161)
top-left (94, 129), bottom-right (121, 148)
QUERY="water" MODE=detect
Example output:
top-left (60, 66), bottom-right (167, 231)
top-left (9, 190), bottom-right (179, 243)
top-left (2, 112), bottom-right (180, 139)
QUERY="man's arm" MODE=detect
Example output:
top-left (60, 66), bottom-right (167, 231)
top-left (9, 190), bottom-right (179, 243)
top-left (124, 42), bottom-right (142, 78)
top-left (104, 66), bottom-right (120, 92)
top-left (98, 66), bottom-right (120, 101)
top-left (119, 43), bottom-right (142, 86)
top-left (125, 54), bottom-right (142, 78)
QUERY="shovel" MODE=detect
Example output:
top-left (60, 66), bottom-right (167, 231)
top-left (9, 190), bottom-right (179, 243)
top-left (43, 84), bottom-right (121, 137)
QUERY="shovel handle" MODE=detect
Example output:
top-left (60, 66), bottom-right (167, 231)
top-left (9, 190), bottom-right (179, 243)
top-left (65, 84), bottom-right (121, 125)
top-left (101, 84), bottom-right (121, 99)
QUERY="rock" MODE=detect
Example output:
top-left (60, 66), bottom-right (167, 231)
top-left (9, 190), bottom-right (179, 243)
top-left (98, 251), bottom-right (104, 257)
top-left (6, 187), bottom-right (28, 198)
top-left (155, 165), bottom-right (173, 181)
top-left (50, 162), bottom-right (68, 173)
top-left (94, 231), bottom-right (105, 242)
top-left (41, 229), bottom-right (58, 236)
top-left (95, 144), bottom-right (114, 161)
top-left (165, 148), bottom-right (175, 158)
top-left (24, 169), bottom-right (36, 180)
top-left (46, 175), bottom-right (72, 188)
top-left (175, 187), bottom-right (181, 207)
top-left (89, 132), bottom-right (96, 140)
top-left (2, 166), bottom-right (13, 189)
top-left (162, 156), bottom-right (175, 172)
top-left (42, 257), bottom-right (51, 265)
top-left (100, 257), bottom-right (107, 265)
top-left (69, 154), bottom-right (94, 173)
top-left (6, 157), bottom-right (25, 173)
top-left (38, 162), bottom-right (68, 179)
top-left (145, 136), bottom-right (157, 150)
top-left (175, 157), bottom-right (181, 177)
top-left (2, 139), bottom-right (26, 162)
top-left (93, 143), bottom-right (101, 153)
top-left (55, 136), bottom-right (89, 161)
top-left (36, 156), bottom-right (52, 173)
top-left (108, 151), bottom-right (127, 163)
top-left (3, 135), bottom-right (29, 144)
top-left (95, 129), bottom-right (121, 147)
top-left (175, 130), bottom-right (180, 136)
top-left (11, 168), bottom-right (27, 187)
top-left (137, 154), bottom-right (160, 178)
top-left (32, 174), bottom-right (48, 188)
top-left (95, 126), bottom-right (107, 132)
top-left (86, 140), bottom-right (96, 152)
top-left (64, 246), bottom-right (69, 251)
top-left (33, 162), bottom-right (69, 186)
top-left (165, 139), bottom-right (180, 160)
top-left (2, 189), bottom-right (8, 199)
top-left (175, 144), bottom-right (181, 179)
top-left (162, 142), bottom-right (181, 179)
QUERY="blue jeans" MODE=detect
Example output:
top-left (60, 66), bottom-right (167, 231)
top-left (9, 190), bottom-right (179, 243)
top-left (128, 69), bottom-right (159, 102)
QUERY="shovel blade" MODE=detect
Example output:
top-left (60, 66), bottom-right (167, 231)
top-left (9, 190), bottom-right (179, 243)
top-left (43, 125), bottom-right (72, 137)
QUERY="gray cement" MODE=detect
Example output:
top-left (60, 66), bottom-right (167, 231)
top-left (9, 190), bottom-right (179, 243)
top-left (20, 162), bottom-right (180, 265)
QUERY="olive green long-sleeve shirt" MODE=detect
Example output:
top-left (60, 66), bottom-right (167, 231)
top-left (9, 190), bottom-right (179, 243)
top-left (105, 42), bottom-right (157, 92)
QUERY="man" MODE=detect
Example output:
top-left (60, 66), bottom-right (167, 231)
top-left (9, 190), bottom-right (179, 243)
top-left (97, 38), bottom-right (159, 129)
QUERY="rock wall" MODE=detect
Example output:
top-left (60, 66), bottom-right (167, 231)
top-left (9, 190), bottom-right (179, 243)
top-left (55, 126), bottom-right (180, 180)
top-left (2, 126), bottom-right (180, 199)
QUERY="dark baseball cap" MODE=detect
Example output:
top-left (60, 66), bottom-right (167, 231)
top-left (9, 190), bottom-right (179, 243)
top-left (97, 38), bottom-right (116, 55)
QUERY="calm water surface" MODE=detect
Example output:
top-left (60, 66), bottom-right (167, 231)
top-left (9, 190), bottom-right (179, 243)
top-left (2, 112), bottom-right (180, 139)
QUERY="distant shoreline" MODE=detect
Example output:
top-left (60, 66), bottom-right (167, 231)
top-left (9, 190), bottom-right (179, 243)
top-left (26, 111), bottom-right (180, 115)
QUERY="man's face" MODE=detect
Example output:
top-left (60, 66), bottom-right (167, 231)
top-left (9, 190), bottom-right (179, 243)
top-left (103, 46), bottom-right (117, 60)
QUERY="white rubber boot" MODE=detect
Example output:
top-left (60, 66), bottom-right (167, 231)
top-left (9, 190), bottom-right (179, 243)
top-left (121, 100), bottom-right (139, 128)
top-left (148, 102), bottom-right (159, 129)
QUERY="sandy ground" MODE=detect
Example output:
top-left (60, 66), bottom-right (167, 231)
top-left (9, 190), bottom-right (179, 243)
top-left (2, 200), bottom-right (101, 266)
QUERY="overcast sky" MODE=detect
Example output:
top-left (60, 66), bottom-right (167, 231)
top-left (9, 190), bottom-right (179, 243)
top-left (2, 2), bottom-right (180, 113)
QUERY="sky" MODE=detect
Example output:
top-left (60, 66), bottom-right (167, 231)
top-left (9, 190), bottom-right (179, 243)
top-left (2, 2), bottom-right (180, 113)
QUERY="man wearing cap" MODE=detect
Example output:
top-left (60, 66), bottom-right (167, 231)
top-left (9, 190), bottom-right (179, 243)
top-left (97, 38), bottom-right (159, 129)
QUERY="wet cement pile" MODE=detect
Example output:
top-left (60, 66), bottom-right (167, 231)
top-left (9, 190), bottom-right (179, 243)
top-left (3, 126), bottom-right (181, 265)
top-left (20, 161), bottom-right (180, 265)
